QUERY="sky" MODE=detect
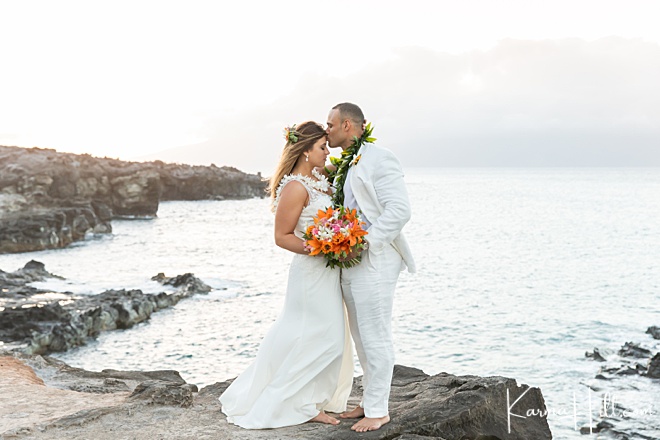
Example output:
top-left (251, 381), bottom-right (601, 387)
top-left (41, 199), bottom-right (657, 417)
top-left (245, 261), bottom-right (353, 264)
top-left (1, 0), bottom-right (659, 174)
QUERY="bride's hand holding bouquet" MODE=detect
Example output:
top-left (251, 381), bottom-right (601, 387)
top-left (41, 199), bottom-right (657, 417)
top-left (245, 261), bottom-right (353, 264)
top-left (303, 206), bottom-right (368, 269)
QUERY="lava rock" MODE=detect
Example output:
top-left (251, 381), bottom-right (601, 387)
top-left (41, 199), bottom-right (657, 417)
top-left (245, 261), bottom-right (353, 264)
top-left (0, 262), bottom-right (214, 355)
top-left (152, 272), bottom-right (212, 293)
top-left (585, 347), bottom-right (607, 362)
top-left (646, 353), bottom-right (660, 378)
top-left (0, 145), bottom-right (266, 254)
top-left (0, 205), bottom-right (112, 253)
top-left (646, 326), bottom-right (660, 340)
top-left (129, 380), bottom-right (198, 407)
top-left (1, 355), bottom-right (553, 440)
top-left (618, 342), bottom-right (652, 359)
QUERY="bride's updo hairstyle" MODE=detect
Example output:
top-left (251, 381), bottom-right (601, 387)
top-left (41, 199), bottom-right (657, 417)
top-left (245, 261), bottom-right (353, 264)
top-left (267, 121), bottom-right (326, 207)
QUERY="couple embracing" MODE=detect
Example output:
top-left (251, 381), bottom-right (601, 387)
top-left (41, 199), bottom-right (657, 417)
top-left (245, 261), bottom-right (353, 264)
top-left (219, 103), bottom-right (415, 433)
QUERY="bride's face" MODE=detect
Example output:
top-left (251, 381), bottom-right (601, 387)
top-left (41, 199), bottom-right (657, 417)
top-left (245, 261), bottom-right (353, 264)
top-left (306, 137), bottom-right (330, 168)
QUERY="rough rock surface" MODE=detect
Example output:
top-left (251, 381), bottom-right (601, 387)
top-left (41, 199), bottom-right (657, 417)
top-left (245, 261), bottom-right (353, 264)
top-left (0, 261), bottom-right (212, 355)
top-left (0, 145), bottom-right (265, 253)
top-left (0, 203), bottom-right (112, 254)
top-left (585, 328), bottom-right (660, 437)
top-left (0, 260), bottom-right (62, 294)
top-left (618, 341), bottom-right (653, 359)
top-left (647, 325), bottom-right (660, 340)
top-left (589, 341), bottom-right (659, 379)
top-left (0, 355), bottom-right (552, 440)
top-left (646, 352), bottom-right (660, 379)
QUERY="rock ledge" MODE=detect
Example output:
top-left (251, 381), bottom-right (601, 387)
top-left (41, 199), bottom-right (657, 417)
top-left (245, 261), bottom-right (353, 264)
top-left (0, 355), bottom-right (552, 440)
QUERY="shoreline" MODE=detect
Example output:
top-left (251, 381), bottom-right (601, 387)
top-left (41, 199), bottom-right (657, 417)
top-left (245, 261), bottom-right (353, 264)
top-left (0, 261), bottom-right (213, 355)
top-left (0, 260), bottom-right (554, 438)
top-left (2, 258), bottom-right (658, 437)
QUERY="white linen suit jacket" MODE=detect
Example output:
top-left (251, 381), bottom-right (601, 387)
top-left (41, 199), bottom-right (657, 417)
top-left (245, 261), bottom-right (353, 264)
top-left (345, 143), bottom-right (416, 273)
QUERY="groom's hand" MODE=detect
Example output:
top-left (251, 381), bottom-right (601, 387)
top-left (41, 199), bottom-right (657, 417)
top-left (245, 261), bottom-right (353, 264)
top-left (340, 249), bottom-right (359, 262)
top-left (340, 241), bottom-right (368, 262)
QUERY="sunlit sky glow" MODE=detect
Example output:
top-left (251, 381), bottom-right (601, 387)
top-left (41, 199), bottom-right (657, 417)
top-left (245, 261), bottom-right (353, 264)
top-left (1, 0), bottom-right (659, 173)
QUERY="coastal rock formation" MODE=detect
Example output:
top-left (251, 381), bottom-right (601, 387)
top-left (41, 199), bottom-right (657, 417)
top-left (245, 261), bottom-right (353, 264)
top-left (0, 204), bottom-right (112, 253)
top-left (0, 260), bottom-right (62, 291)
top-left (647, 353), bottom-right (660, 379)
top-left (157, 162), bottom-right (264, 201)
top-left (585, 340), bottom-right (660, 380)
top-left (585, 347), bottom-right (608, 362)
top-left (585, 328), bottom-right (660, 437)
top-left (0, 261), bottom-right (212, 355)
top-left (151, 272), bottom-right (212, 293)
top-left (0, 355), bottom-right (553, 440)
top-left (618, 341), bottom-right (653, 359)
top-left (0, 145), bottom-right (266, 253)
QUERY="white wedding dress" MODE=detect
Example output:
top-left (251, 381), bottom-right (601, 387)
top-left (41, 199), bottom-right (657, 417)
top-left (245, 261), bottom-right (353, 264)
top-left (219, 174), bottom-right (354, 429)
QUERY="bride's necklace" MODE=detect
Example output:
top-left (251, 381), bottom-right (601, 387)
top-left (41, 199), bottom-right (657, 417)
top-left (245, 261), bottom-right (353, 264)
top-left (273, 169), bottom-right (330, 210)
top-left (327, 123), bottom-right (376, 207)
top-left (296, 168), bottom-right (330, 193)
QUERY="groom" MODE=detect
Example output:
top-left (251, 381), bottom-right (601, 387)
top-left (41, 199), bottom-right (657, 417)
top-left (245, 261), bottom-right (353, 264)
top-left (326, 103), bottom-right (416, 432)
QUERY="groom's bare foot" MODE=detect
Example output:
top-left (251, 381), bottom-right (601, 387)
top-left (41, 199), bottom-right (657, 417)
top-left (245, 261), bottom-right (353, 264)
top-left (351, 415), bottom-right (390, 432)
top-left (310, 411), bottom-right (340, 425)
top-left (339, 406), bottom-right (365, 419)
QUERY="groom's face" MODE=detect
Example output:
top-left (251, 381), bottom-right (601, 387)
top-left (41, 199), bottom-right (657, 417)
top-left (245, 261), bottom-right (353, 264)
top-left (326, 109), bottom-right (347, 150)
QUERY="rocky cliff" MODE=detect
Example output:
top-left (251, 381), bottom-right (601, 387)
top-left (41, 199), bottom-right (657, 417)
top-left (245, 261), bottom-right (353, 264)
top-left (0, 145), bottom-right (266, 253)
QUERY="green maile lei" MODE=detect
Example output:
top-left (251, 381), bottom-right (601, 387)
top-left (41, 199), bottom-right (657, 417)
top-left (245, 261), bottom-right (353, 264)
top-left (325, 122), bottom-right (376, 207)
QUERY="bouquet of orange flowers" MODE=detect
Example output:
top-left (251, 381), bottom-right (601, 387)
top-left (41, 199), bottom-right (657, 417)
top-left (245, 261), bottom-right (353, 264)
top-left (303, 206), bottom-right (368, 269)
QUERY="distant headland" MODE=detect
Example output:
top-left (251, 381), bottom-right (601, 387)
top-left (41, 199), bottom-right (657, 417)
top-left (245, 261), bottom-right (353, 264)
top-left (0, 145), bottom-right (266, 254)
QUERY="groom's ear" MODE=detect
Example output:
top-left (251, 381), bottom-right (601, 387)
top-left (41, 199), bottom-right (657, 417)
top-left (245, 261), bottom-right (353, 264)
top-left (342, 119), bottom-right (351, 132)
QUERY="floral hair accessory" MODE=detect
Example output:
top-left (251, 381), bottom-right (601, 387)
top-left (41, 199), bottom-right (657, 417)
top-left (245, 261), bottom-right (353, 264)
top-left (283, 124), bottom-right (299, 144)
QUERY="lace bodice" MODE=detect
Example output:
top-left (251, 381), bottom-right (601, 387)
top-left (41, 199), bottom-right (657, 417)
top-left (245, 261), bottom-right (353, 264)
top-left (273, 173), bottom-right (332, 239)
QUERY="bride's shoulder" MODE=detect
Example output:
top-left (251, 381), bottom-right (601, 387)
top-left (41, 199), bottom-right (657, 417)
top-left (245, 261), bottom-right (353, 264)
top-left (276, 174), bottom-right (309, 193)
top-left (273, 175), bottom-right (309, 210)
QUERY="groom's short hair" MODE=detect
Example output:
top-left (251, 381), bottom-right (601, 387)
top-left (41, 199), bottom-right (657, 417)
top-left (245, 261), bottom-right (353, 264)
top-left (332, 102), bottom-right (365, 125)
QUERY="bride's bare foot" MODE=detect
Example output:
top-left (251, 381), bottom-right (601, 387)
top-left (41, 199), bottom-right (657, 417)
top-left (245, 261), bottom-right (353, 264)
top-left (339, 406), bottom-right (365, 419)
top-left (310, 411), bottom-right (340, 425)
top-left (351, 414), bottom-right (390, 432)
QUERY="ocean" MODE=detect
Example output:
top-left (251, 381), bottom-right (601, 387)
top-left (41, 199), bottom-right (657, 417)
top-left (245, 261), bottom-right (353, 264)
top-left (1, 168), bottom-right (659, 438)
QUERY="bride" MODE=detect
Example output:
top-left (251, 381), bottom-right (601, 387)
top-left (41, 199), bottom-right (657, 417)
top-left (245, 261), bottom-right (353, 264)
top-left (219, 121), bottom-right (353, 429)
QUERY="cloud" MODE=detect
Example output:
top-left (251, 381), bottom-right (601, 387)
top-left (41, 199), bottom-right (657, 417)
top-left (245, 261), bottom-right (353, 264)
top-left (139, 37), bottom-right (660, 173)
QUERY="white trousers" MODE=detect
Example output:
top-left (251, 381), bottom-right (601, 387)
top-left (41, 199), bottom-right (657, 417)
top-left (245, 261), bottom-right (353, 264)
top-left (341, 244), bottom-right (402, 418)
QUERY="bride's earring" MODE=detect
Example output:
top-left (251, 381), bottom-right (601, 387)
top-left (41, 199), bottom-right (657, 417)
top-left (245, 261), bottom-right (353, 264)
top-left (305, 155), bottom-right (309, 162)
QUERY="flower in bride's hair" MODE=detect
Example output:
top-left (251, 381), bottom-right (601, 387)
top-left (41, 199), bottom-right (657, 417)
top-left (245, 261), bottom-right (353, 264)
top-left (283, 124), bottom-right (299, 144)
